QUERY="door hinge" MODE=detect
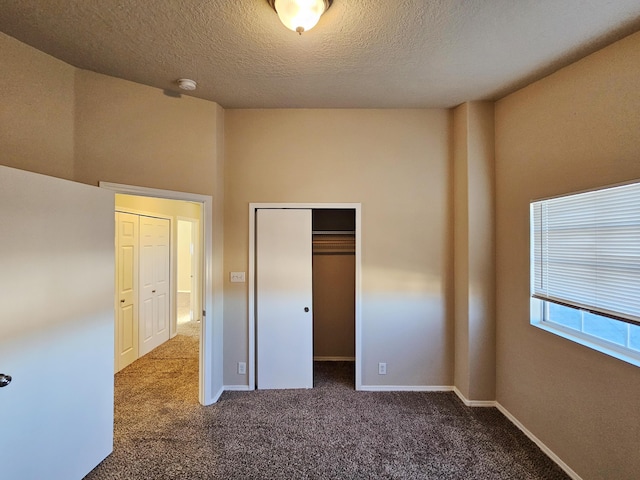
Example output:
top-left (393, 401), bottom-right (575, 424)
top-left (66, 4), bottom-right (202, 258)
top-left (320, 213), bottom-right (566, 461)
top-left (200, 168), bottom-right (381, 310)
top-left (202, 310), bottom-right (206, 318)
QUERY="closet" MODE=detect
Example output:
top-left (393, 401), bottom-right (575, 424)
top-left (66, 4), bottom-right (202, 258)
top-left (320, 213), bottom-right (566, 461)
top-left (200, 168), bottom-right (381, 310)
top-left (255, 207), bottom-right (355, 389)
top-left (115, 212), bottom-right (170, 372)
top-left (312, 209), bottom-right (356, 361)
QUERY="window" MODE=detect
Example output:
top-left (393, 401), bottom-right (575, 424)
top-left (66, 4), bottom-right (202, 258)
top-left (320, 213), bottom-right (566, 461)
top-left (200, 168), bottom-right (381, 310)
top-left (530, 181), bottom-right (640, 366)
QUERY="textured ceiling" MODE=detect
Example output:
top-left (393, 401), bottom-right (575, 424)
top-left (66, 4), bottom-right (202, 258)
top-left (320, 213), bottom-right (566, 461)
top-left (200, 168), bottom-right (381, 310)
top-left (1, 0), bottom-right (640, 108)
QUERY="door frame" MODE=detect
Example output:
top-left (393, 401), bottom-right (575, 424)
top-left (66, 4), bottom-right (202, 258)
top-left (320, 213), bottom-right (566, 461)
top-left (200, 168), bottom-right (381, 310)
top-left (101, 182), bottom-right (215, 405)
top-left (248, 202), bottom-right (362, 390)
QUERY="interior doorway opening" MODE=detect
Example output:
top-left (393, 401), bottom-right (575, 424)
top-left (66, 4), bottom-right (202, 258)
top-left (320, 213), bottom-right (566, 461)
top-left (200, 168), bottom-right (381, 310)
top-left (101, 182), bottom-right (215, 406)
top-left (312, 209), bottom-right (356, 363)
top-left (177, 218), bottom-right (201, 330)
top-left (114, 195), bottom-right (203, 382)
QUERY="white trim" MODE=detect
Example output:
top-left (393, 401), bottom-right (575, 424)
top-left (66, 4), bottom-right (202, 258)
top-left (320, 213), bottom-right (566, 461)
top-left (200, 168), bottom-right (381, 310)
top-left (359, 385), bottom-right (454, 392)
top-left (100, 182), bottom-right (216, 406)
top-left (453, 387), bottom-right (497, 407)
top-left (531, 318), bottom-right (640, 368)
top-left (248, 203), bottom-right (362, 391)
top-left (496, 403), bottom-right (584, 480)
top-left (224, 385), bottom-right (251, 391)
top-left (248, 207), bottom-right (256, 390)
top-left (211, 386), bottom-right (225, 403)
top-left (354, 206), bottom-right (362, 389)
top-left (313, 356), bottom-right (356, 362)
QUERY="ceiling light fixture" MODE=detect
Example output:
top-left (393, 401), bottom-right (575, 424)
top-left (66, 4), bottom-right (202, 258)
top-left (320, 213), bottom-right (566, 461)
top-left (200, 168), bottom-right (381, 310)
top-left (268, 0), bottom-right (332, 35)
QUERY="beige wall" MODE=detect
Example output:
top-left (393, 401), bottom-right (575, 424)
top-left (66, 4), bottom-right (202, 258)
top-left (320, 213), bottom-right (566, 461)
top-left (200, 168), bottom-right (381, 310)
top-left (495, 31), bottom-right (640, 479)
top-left (74, 70), bottom-right (220, 194)
top-left (224, 109), bottom-right (453, 387)
top-left (313, 254), bottom-right (356, 358)
top-left (453, 104), bottom-right (471, 397)
top-left (453, 102), bottom-right (496, 401)
top-left (0, 33), bottom-right (75, 180)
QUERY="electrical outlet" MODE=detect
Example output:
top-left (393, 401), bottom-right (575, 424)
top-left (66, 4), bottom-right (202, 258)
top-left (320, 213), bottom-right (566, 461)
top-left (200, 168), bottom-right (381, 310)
top-left (238, 362), bottom-right (246, 375)
top-left (378, 362), bottom-right (387, 375)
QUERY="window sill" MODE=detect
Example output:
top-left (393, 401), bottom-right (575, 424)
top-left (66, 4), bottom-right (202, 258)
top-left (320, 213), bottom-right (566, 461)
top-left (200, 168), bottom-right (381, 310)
top-left (531, 319), bottom-right (640, 368)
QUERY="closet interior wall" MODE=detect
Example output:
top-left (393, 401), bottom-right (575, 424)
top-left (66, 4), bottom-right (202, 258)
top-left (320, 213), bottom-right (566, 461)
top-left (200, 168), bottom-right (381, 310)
top-left (312, 209), bottom-right (356, 361)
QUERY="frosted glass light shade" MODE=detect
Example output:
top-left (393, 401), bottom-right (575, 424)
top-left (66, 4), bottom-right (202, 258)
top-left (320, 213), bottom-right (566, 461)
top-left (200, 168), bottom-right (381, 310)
top-left (274, 0), bottom-right (327, 34)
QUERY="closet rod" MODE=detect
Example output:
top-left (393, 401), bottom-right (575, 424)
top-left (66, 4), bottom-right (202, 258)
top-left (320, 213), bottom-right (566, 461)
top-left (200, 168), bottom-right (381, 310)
top-left (312, 230), bottom-right (355, 235)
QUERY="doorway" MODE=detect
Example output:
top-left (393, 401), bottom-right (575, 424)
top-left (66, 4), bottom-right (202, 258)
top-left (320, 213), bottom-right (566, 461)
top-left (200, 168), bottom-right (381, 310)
top-left (312, 209), bottom-right (356, 362)
top-left (177, 218), bottom-right (201, 332)
top-left (248, 203), bottom-right (362, 390)
top-left (101, 182), bottom-right (216, 405)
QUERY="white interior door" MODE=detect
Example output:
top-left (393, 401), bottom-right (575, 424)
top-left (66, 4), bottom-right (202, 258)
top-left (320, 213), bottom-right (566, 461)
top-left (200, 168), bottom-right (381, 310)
top-left (139, 216), bottom-right (170, 356)
top-left (0, 165), bottom-right (114, 479)
top-left (115, 212), bottom-right (139, 372)
top-left (257, 209), bottom-right (313, 389)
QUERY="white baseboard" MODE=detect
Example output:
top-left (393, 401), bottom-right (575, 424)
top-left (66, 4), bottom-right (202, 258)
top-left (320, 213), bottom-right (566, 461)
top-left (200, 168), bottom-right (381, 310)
top-left (210, 385), bottom-right (225, 404)
top-left (495, 403), bottom-right (583, 480)
top-left (224, 384), bottom-right (251, 391)
top-left (359, 385), bottom-right (454, 392)
top-left (453, 387), bottom-right (497, 407)
top-left (313, 356), bottom-right (356, 361)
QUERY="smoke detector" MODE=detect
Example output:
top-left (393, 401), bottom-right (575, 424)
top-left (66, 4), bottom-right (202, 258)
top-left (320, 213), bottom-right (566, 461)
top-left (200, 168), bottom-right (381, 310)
top-left (177, 78), bottom-right (197, 91)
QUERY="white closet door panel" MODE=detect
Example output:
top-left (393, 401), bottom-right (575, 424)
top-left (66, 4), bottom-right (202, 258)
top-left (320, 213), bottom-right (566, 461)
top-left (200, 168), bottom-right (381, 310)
top-left (257, 209), bottom-right (313, 389)
top-left (139, 216), bottom-right (170, 356)
top-left (154, 220), bottom-right (170, 341)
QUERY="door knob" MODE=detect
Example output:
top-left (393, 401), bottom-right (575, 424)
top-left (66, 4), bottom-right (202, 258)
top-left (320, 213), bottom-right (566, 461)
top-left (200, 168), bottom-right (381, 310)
top-left (304, 307), bottom-right (310, 312)
top-left (0, 374), bottom-right (12, 388)
top-left (152, 290), bottom-right (156, 293)
top-left (120, 299), bottom-right (125, 303)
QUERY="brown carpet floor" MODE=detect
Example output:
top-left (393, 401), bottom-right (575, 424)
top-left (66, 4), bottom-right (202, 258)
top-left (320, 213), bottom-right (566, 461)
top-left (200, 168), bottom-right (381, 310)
top-left (85, 340), bottom-right (569, 479)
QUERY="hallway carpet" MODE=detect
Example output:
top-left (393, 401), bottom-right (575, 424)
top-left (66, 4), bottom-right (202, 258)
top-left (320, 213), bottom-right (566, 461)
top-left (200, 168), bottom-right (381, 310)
top-left (86, 350), bottom-right (569, 479)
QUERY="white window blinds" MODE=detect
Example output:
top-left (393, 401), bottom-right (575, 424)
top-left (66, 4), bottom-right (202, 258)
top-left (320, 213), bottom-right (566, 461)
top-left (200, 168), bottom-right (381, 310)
top-left (531, 182), bottom-right (640, 326)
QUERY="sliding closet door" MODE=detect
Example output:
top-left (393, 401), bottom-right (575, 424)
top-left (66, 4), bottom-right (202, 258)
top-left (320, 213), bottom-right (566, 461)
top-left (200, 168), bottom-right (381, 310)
top-left (256, 209), bottom-right (313, 389)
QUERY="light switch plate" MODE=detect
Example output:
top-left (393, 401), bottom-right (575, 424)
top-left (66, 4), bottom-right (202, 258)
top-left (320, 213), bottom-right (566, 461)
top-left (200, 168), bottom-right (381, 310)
top-left (230, 272), bottom-right (245, 283)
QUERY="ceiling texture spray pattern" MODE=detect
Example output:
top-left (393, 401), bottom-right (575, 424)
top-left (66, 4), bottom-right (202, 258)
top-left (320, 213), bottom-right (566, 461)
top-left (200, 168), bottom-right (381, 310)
top-left (1, 0), bottom-right (639, 108)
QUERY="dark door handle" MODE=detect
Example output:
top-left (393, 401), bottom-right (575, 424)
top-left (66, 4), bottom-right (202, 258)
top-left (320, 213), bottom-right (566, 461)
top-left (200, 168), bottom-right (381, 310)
top-left (304, 307), bottom-right (310, 313)
top-left (0, 374), bottom-right (12, 388)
